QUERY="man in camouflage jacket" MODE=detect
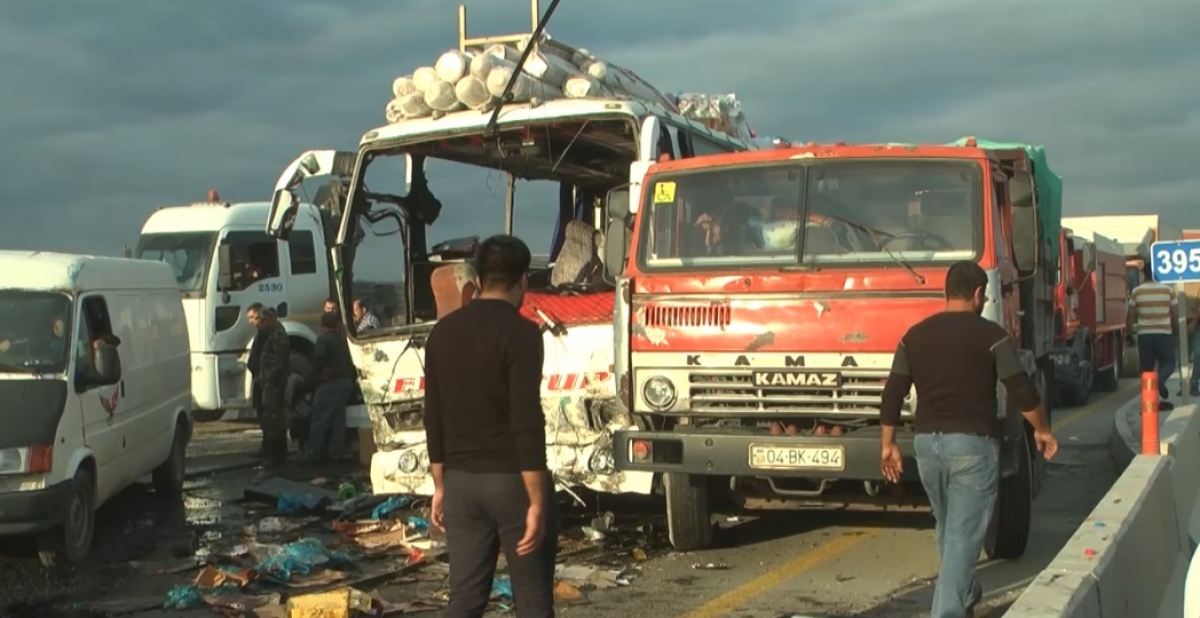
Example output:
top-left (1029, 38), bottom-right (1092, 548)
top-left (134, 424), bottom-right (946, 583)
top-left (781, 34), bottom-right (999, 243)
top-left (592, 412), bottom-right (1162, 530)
top-left (258, 307), bottom-right (292, 464)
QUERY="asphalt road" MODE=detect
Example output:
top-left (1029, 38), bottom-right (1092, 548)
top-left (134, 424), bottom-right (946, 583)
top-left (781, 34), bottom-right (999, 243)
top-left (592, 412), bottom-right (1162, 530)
top-left (0, 382), bottom-right (1133, 618)
top-left (538, 379), bottom-right (1135, 618)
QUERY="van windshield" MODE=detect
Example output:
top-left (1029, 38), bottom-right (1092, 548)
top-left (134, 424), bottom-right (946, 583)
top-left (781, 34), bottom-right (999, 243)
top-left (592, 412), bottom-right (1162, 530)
top-left (0, 291), bottom-right (73, 374)
top-left (135, 232), bottom-right (217, 295)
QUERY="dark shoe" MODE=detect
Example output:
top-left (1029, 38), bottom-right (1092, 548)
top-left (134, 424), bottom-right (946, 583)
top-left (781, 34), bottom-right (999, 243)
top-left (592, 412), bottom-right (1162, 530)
top-left (1190, 386), bottom-right (1199, 397)
top-left (1160, 400), bottom-right (1176, 412)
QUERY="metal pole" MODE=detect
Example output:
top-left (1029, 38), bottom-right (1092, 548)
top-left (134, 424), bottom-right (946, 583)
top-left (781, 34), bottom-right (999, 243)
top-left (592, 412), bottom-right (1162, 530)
top-left (1180, 281), bottom-right (1192, 405)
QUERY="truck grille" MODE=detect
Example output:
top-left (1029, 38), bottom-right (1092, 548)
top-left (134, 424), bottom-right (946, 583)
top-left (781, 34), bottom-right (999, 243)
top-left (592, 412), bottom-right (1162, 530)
top-left (643, 304), bottom-right (732, 328)
top-left (687, 369), bottom-right (904, 415)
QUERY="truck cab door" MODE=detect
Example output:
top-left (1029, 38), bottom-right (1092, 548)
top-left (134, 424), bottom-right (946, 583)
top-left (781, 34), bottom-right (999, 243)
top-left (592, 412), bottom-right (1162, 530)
top-left (214, 230), bottom-right (290, 402)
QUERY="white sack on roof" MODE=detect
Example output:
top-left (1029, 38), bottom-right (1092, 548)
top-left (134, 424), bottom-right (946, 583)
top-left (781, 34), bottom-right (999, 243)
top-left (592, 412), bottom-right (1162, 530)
top-left (392, 76), bottom-right (418, 99)
top-left (434, 50), bottom-right (472, 83)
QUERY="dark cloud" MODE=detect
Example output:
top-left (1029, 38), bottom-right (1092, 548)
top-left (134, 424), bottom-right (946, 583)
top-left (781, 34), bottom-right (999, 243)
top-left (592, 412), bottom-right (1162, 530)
top-left (1, 0), bottom-right (1197, 279)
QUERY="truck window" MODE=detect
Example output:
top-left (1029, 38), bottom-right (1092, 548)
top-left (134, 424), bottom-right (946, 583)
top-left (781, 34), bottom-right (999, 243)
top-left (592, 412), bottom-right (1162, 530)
top-left (222, 231), bottom-right (281, 291)
top-left (134, 232), bottom-right (217, 294)
top-left (288, 230), bottom-right (318, 275)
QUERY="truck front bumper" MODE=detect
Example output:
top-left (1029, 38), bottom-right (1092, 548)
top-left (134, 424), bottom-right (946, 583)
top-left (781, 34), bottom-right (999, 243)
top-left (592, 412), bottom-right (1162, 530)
top-left (612, 426), bottom-right (920, 483)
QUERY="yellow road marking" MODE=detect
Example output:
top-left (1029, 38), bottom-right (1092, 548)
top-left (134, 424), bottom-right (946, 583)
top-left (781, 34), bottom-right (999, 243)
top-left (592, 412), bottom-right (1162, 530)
top-left (680, 531), bottom-right (873, 618)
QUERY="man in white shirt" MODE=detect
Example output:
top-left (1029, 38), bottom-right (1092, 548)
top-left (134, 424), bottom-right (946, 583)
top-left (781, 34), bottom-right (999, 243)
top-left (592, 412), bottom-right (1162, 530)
top-left (1128, 262), bottom-right (1178, 411)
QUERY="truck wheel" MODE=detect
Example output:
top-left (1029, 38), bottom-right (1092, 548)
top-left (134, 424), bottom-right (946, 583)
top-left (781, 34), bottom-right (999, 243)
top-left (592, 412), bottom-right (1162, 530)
top-left (664, 473), bottom-right (713, 552)
top-left (152, 421), bottom-right (188, 496)
top-left (1060, 356), bottom-right (1092, 407)
top-left (1094, 339), bottom-right (1121, 392)
top-left (38, 468), bottom-right (96, 567)
top-left (985, 431), bottom-right (1032, 561)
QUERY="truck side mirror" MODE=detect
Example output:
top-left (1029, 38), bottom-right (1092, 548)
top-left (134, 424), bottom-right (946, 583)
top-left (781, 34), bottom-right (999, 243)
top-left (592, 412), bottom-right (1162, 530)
top-left (93, 344), bottom-right (122, 384)
top-left (1007, 174), bottom-right (1040, 274)
top-left (216, 244), bottom-right (233, 292)
top-left (604, 185), bottom-right (632, 280)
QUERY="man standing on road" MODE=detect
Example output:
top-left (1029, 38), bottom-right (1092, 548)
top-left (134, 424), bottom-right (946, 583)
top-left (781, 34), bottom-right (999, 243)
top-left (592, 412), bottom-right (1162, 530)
top-left (1128, 261), bottom-right (1178, 411)
top-left (423, 234), bottom-right (557, 618)
top-left (879, 261), bottom-right (1057, 618)
top-left (257, 306), bottom-right (292, 466)
top-left (246, 303), bottom-right (269, 458)
top-left (299, 311), bottom-right (357, 463)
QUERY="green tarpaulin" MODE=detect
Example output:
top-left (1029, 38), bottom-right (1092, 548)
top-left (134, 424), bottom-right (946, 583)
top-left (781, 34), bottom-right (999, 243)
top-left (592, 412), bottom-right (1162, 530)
top-left (947, 137), bottom-right (1062, 272)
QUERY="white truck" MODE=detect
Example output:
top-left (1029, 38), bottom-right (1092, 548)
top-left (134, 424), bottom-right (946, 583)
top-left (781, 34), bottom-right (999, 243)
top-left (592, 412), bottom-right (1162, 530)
top-left (134, 194), bottom-right (334, 422)
top-left (260, 4), bottom-right (759, 497)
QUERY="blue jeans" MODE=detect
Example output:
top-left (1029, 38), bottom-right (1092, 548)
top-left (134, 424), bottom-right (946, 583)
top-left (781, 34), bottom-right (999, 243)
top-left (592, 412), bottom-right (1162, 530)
top-left (915, 433), bottom-right (1000, 618)
top-left (303, 377), bottom-right (354, 460)
top-left (1138, 333), bottom-right (1175, 400)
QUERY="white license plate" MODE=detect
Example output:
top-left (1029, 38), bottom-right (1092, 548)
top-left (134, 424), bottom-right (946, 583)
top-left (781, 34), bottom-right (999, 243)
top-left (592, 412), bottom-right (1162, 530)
top-left (748, 444), bottom-right (845, 471)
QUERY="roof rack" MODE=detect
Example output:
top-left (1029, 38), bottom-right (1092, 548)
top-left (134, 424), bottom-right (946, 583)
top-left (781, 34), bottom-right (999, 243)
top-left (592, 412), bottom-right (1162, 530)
top-left (458, 0), bottom-right (541, 53)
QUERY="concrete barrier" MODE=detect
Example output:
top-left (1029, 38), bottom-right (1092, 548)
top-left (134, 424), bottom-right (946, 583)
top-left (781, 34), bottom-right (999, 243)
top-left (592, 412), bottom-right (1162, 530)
top-left (1009, 384), bottom-right (1200, 617)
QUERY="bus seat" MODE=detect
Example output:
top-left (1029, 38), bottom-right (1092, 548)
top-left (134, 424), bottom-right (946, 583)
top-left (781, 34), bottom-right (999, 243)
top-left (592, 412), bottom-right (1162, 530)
top-left (430, 262), bottom-right (478, 318)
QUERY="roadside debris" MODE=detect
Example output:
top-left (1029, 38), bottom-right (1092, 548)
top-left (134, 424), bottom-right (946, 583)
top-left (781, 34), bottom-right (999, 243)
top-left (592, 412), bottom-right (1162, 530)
top-left (70, 472), bottom-right (668, 616)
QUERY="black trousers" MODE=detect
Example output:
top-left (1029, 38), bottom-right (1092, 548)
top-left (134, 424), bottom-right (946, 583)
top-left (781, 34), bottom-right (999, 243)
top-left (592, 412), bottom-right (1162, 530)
top-left (443, 469), bottom-right (558, 618)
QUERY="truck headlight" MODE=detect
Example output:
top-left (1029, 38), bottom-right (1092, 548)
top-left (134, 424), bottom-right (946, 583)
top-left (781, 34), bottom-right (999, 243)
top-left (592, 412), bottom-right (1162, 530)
top-left (642, 376), bottom-right (677, 411)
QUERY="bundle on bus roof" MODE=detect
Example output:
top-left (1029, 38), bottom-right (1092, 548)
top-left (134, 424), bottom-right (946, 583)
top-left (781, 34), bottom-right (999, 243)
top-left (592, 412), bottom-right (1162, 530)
top-left (380, 2), bottom-right (755, 142)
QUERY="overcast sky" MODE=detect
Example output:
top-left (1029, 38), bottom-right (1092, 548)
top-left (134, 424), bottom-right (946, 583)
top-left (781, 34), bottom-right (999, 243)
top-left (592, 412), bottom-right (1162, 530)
top-left (1, 0), bottom-right (1196, 281)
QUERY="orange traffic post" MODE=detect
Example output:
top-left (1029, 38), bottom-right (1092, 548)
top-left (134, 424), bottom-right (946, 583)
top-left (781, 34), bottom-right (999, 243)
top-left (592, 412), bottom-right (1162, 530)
top-left (1142, 371), bottom-right (1160, 455)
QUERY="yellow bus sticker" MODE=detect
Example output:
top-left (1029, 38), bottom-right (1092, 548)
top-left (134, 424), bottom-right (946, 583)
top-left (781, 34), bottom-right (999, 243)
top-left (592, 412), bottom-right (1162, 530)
top-left (653, 181), bottom-right (676, 204)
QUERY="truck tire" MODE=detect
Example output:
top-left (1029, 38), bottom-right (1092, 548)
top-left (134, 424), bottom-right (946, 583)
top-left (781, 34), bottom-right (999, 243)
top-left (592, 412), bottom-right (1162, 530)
top-left (664, 473), bottom-right (713, 552)
top-left (985, 431), bottom-right (1032, 561)
top-left (1094, 338), bottom-right (1121, 392)
top-left (1060, 355), bottom-right (1092, 407)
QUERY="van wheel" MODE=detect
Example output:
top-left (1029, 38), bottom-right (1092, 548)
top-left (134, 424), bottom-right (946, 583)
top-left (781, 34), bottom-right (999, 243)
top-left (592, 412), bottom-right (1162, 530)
top-left (664, 473), bottom-right (713, 552)
top-left (985, 431), bottom-right (1032, 560)
top-left (153, 421), bottom-right (188, 496)
top-left (38, 468), bottom-right (96, 567)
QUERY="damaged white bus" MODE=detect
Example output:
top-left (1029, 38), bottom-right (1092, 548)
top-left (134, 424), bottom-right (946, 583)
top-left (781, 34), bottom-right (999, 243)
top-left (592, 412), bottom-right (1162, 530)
top-left (263, 2), bottom-right (759, 498)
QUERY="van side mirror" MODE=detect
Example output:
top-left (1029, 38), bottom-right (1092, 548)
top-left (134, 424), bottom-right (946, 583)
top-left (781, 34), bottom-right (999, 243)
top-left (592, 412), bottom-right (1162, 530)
top-left (93, 344), bottom-right (121, 384)
top-left (604, 185), bottom-right (632, 279)
top-left (216, 244), bottom-right (233, 292)
top-left (1007, 174), bottom-right (1040, 274)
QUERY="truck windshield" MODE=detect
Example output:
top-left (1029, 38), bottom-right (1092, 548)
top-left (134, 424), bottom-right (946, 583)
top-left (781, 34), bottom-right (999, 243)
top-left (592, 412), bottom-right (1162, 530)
top-left (134, 232), bottom-right (217, 294)
top-left (639, 159), bottom-right (983, 270)
top-left (0, 291), bottom-right (72, 374)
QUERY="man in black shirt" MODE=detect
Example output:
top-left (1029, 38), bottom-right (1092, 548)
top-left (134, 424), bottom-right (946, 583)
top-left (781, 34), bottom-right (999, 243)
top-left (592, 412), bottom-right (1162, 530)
top-left (423, 235), bottom-right (556, 618)
top-left (245, 303), bottom-right (268, 458)
top-left (880, 261), bottom-right (1057, 618)
top-left (299, 311), bottom-right (357, 463)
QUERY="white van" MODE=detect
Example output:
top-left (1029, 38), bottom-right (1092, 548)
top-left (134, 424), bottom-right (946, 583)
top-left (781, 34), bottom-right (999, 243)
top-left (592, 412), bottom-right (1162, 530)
top-left (0, 252), bottom-right (192, 566)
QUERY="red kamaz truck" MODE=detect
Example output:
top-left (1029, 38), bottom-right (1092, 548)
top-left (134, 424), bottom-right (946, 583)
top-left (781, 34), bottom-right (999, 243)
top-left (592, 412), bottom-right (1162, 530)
top-left (602, 138), bottom-right (1060, 556)
top-left (1051, 229), bottom-right (1128, 406)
